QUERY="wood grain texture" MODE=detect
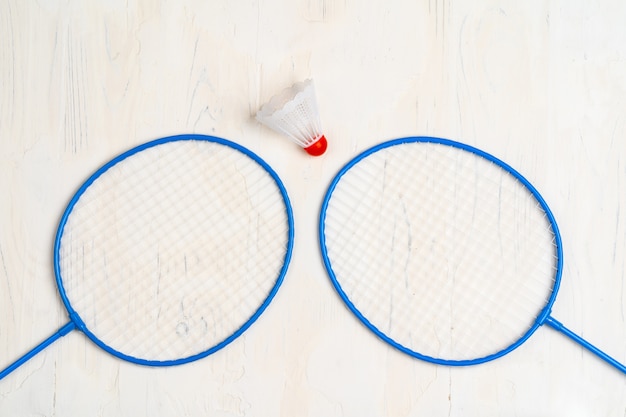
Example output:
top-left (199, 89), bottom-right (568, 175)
top-left (1, 0), bottom-right (625, 415)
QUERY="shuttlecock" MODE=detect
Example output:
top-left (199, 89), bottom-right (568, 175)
top-left (256, 79), bottom-right (328, 156)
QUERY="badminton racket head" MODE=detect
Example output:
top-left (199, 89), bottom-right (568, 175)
top-left (319, 137), bottom-right (563, 365)
top-left (54, 135), bottom-right (294, 365)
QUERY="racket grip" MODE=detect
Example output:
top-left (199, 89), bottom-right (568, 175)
top-left (0, 321), bottom-right (76, 380)
top-left (545, 316), bottom-right (626, 374)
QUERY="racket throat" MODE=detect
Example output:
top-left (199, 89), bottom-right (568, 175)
top-left (68, 312), bottom-right (87, 332)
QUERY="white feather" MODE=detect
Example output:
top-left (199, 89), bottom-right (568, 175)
top-left (256, 79), bottom-right (323, 147)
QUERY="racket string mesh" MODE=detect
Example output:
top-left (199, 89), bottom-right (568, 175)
top-left (58, 140), bottom-right (290, 362)
top-left (323, 143), bottom-right (558, 361)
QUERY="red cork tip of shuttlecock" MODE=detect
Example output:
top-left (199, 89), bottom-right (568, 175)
top-left (304, 135), bottom-right (328, 156)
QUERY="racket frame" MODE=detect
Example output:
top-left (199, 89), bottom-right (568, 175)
top-left (319, 136), bottom-right (563, 366)
top-left (52, 134), bottom-right (295, 367)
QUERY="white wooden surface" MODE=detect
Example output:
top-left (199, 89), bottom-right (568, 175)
top-left (1, 0), bottom-right (625, 415)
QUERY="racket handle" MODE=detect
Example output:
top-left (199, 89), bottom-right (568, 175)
top-left (0, 321), bottom-right (76, 380)
top-left (545, 316), bottom-right (626, 374)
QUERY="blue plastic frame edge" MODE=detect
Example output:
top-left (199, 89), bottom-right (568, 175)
top-left (318, 136), bottom-right (563, 366)
top-left (53, 134), bottom-right (295, 367)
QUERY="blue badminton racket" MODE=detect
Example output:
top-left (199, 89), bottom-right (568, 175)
top-left (1, 134), bottom-right (294, 380)
top-left (319, 136), bottom-right (625, 373)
